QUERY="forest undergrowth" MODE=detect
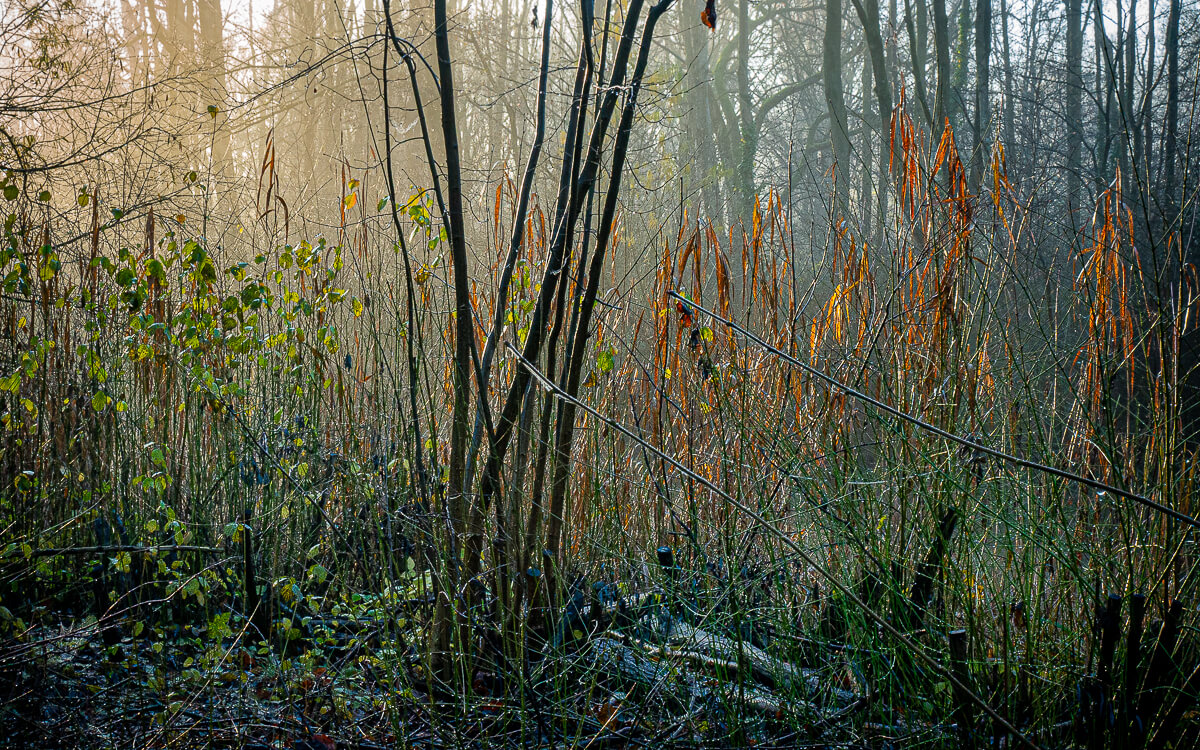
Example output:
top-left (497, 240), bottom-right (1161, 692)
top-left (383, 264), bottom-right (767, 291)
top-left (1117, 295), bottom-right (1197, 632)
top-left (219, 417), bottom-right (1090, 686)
top-left (1, 67), bottom-right (1199, 750)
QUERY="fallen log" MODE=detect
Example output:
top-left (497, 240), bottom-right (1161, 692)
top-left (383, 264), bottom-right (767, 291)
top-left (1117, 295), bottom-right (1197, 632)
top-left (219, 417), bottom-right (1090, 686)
top-left (649, 617), bottom-right (859, 705)
top-left (584, 636), bottom-right (817, 718)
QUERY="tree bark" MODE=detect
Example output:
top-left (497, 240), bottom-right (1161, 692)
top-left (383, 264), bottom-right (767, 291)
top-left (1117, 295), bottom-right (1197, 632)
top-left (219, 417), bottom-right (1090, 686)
top-left (999, 0), bottom-right (1014, 148)
top-left (1164, 0), bottom-right (1179, 206)
top-left (932, 0), bottom-right (952, 133)
top-left (861, 53), bottom-right (874, 229)
top-left (1124, 0), bottom-right (1139, 194)
top-left (952, 0), bottom-right (971, 130)
top-left (1143, 0), bottom-right (1156, 187)
top-left (1094, 0), bottom-right (1116, 186)
top-left (683, 12), bottom-right (722, 220)
top-left (971, 0), bottom-right (991, 191)
top-left (1065, 0), bottom-right (1083, 215)
top-left (737, 0), bottom-right (757, 219)
top-left (851, 0), bottom-right (892, 225)
top-left (904, 0), bottom-right (932, 125)
top-left (824, 0), bottom-right (851, 209)
top-left (432, 0), bottom-right (476, 685)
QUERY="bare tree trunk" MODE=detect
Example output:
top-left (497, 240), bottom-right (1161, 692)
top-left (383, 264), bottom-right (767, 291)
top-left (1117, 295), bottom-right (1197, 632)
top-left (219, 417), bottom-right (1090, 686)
top-left (917, 0), bottom-right (929, 103)
top-left (547, 0), bottom-right (676, 575)
top-left (1164, 0), bottom-right (1179, 207)
top-left (1124, 0), bottom-right (1139, 194)
top-left (851, 0), bottom-right (893, 121)
top-left (824, 0), bottom-right (851, 209)
top-left (522, 10), bottom-right (597, 618)
top-left (952, 0), bottom-right (971, 130)
top-left (888, 0), bottom-right (899, 75)
top-left (120, 0), bottom-right (146, 86)
top-left (1112, 0), bottom-right (1129, 187)
top-left (197, 0), bottom-right (229, 175)
top-left (1095, 0), bottom-right (1116, 186)
top-left (682, 15), bottom-right (718, 219)
top-left (861, 53), bottom-right (874, 229)
top-left (932, 0), bottom-right (951, 132)
top-left (470, 0), bottom-right (556, 645)
top-left (737, 0), bottom-right (756, 219)
top-left (1143, 0), bottom-right (1156, 187)
top-left (851, 0), bottom-right (892, 227)
top-left (468, 0), bottom-right (556, 489)
top-left (293, 0), bottom-right (318, 181)
top-left (999, 0), bottom-right (1014, 148)
top-left (477, 0), bottom-right (652, 534)
top-left (164, 0), bottom-right (194, 72)
top-left (1065, 0), bottom-right (1083, 216)
top-left (971, 0), bottom-right (991, 191)
top-left (431, 0), bottom-right (476, 686)
top-left (904, 0), bottom-right (932, 125)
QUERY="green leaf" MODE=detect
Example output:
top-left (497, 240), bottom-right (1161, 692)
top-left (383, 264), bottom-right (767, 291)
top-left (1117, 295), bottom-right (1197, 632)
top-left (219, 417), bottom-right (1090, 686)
top-left (77, 192), bottom-right (89, 207)
top-left (37, 190), bottom-right (51, 202)
top-left (146, 259), bottom-right (166, 282)
top-left (241, 284), bottom-right (261, 307)
top-left (199, 257), bottom-right (217, 282)
top-left (3, 185), bottom-right (17, 201)
top-left (0, 372), bottom-right (19, 392)
top-left (597, 349), bottom-right (615, 373)
top-left (91, 391), bottom-right (110, 411)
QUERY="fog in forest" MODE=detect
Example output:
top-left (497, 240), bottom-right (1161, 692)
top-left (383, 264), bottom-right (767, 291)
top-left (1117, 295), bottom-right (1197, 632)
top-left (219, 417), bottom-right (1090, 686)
top-left (2, 0), bottom-right (1200, 746)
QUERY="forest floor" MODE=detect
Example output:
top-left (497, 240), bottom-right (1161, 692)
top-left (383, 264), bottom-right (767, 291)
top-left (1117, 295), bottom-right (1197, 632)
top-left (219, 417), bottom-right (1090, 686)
top-left (0, 596), bottom-right (953, 750)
